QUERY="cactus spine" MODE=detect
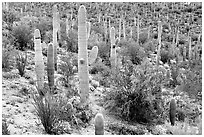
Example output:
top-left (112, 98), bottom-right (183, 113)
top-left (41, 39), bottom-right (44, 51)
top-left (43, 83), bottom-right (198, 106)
top-left (110, 27), bottom-right (117, 70)
top-left (78, 5), bottom-right (89, 104)
top-left (156, 21), bottom-right (162, 66)
top-left (34, 29), bottom-right (44, 92)
top-left (47, 43), bottom-right (55, 94)
top-left (53, 5), bottom-right (58, 71)
top-left (169, 98), bottom-right (176, 126)
top-left (94, 113), bottom-right (104, 135)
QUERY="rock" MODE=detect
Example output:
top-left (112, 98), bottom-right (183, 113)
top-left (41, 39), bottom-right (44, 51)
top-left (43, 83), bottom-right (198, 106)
top-left (91, 80), bottom-right (100, 89)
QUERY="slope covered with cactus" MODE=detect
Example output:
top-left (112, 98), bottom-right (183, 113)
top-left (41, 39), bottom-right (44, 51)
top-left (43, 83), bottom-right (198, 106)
top-left (2, 2), bottom-right (202, 135)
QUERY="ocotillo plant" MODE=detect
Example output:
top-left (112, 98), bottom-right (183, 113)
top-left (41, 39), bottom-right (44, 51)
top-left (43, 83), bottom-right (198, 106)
top-left (47, 43), bottom-right (55, 94)
top-left (34, 29), bottom-right (44, 95)
top-left (94, 113), bottom-right (104, 135)
top-left (169, 98), bottom-right (176, 126)
top-left (156, 21), bottom-right (162, 66)
top-left (110, 27), bottom-right (117, 70)
top-left (78, 5), bottom-right (89, 104)
top-left (88, 46), bottom-right (98, 65)
top-left (53, 4), bottom-right (58, 71)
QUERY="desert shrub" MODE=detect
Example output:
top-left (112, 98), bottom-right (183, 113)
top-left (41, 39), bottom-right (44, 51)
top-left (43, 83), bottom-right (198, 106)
top-left (58, 52), bottom-right (77, 88)
top-left (2, 119), bottom-right (10, 135)
top-left (89, 61), bottom-right (110, 75)
top-left (97, 41), bottom-right (111, 66)
top-left (104, 60), bottom-right (166, 124)
top-left (120, 41), bottom-right (146, 65)
top-left (2, 9), bottom-right (20, 25)
top-left (2, 45), bottom-right (15, 72)
top-left (139, 32), bottom-right (149, 45)
top-left (32, 94), bottom-right (62, 135)
top-left (11, 24), bottom-right (33, 51)
top-left (160, 49), bottom-right (171, 64)
top-left (15, 50), bottom-right (27, 77)
top-left (143, 40), bottom-right (157, 54)
top-left (35, 17), bottom-right (52, 42)
top-left (63, 30), bottom-right (78, 53)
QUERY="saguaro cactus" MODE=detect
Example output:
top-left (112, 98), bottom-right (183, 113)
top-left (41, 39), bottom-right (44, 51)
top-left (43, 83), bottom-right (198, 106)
top-left (78, 5), bottom-right (89, 104)
top-left (94, 113), bottom-right (104, 135)
top-left (34, 29), bottom-right (44, 93)
top-left (47, 43), bottom-right (55, 94)
top-left (137, 16), bottom-right (140, 44)
top-left (119, 18), bottom-right (121, 41)
top-left (53, 4), bottom-right (58, 71)
top-left (110, 27), bottom-right (117, 70)
top-left (123, 18), bottom-right (126, 40)
top-left (156, 21), bottom-right (162, 66)
top-left (189, 36), bottom-right (192, 60)
top-left (86, 21), bottom-right (91, 40)
top-left (169, 98), bottom-right (176, 126)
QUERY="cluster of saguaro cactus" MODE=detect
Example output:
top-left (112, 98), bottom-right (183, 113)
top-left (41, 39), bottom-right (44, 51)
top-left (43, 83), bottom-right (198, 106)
top-left (78, 5), bottom-right (89, 104)
top-left (94, 113), bottom-right (104, 135)
top-left (156, 21), bottom-right (162, 66)
top-left (34, 29), bottom-right (45, 94)
top-left (169, 98), bottom-right (176, 126)
top-left (88, 46), bottom-right (98, 65)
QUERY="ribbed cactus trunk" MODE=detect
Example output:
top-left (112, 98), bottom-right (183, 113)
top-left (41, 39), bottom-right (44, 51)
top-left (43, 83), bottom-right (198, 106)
top-left (95, 113), bottom-right (104, 135)
top-left (137, 17), bottom-right (140, 44)
top-left (78, 5), bottom-right (89, 105)
top-left (110, 27), bottom-right (117, 70)
top-left (123, 18), bottom-right (126, 40)
top-left (86, 21), bottom-right (91, 40)
top-left (53, 5), bottom-right (58, 71)
top-left (34, 29), bottom-right (44, 94)
top-left (104, 15), bottom-right (107, 43)
top-left (119, 18), bottom-right (121, 41)
top-left (130, 27), bottom-right (133, 40)
top-left (169, 98), bottom-right (176, 126)
top-left (175, 27), bottom-right (179, 46)
top-left (47, 43), bottom-right (55, 94)
top-left (66, 14), bottom-right (69, 37)
top-left (189, 36), bottom-right (192, 60)
top-left (156, 21), bottom-right (162, 66)
top-left (183, 46), bottom-right (186, 61)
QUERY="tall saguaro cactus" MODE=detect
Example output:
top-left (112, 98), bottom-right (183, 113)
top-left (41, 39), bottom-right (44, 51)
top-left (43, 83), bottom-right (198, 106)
top-left (78, 5), bottom-right (89, 104)
top-left (123, 18), bottom-right (126, 40)
top-left (119, 18), bottom-right (121, 41)
top-left (189, 36), bottom-right (192, 60)
top-left (53, 4), bottom-right (58, 71)
top-left (110, 27), bottom-right (117, 70)
top-left (137, 16), bottom-right (140, 44)
top-left (47, 43), bottom-right (55, 94)
top-left (34, 29), bottom-right (44, 93)
top-left (156, 21), bottom-right (162, 66)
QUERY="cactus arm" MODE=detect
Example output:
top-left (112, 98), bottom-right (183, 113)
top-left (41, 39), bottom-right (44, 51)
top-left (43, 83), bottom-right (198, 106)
top-left (78, 5), bottom-right (89, 104)
top-left (88, 46), bottom-right (98, 65)
top-left (169, 98), bottom-right (176, 126)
